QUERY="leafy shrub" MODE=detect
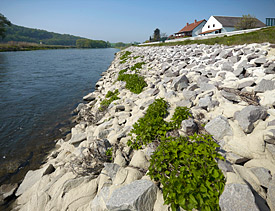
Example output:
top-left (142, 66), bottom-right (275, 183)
top-left (128, 100), bottom-right (192, 149)
top-left (128, 98), bottom-right (170, 149)
top-left (148, 134), bottom-right (225, 211)
top-left (99, 89), bottom-right (120, 111)
top-left (170, 106), bottom-right (192, 128)
top-left (128, 98), bottom-right (225, 210)
top-left (117, 73), bottom-right (147, 94)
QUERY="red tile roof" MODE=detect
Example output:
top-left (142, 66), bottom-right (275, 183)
top-left (199, 28), bottom-right (222, 34)
top-left (176, 19), bottom-right (206, 34)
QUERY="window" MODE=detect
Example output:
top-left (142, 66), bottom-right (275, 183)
top-left (213, 24), bottom-right (215, 27)
top-left (208, 25), bottom-right (210, 28)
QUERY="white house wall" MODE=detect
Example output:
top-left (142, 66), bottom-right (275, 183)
top-left (202, 16), bottom-right (223, 33)
top-left (192, 21), bottom-right (206, 37)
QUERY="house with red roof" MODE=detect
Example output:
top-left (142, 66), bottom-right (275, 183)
top-left (174, 19), bottom-right (206, 38)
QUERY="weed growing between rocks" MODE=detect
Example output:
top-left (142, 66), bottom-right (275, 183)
top-left (105, 147), bottom-right (113, 162)
top-left (130, 62), bottom-right (146, 73)
top-left (99, 89), bottom-right (120, 111)
top-left (120, 51), bottom-right (131, 64)
top-left (128, 98), bottom-right (225, 211)
top-left (117, 73), bottom-right (147, 94)
top-left (128, 98), bottom-right (192, 149)
top-left (128, 98), bottom-right (170, 149)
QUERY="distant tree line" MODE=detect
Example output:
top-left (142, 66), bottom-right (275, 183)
top-left (110, 42), bottom-right (140, 48)
top-left (76, 39), bottom-right (111, 48)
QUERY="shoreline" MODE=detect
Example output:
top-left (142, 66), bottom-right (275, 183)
top-left (4, 43), bottom-right (275, 210)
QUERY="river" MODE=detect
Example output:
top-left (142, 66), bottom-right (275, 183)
top-left (0, 48), bottom-right (119, 185)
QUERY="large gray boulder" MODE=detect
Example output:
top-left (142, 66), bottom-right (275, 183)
top-left (172, 75), bottom-right (189, 91)
top-left (181, 119), bottom-right (198, 134)
top-left (264, 129), bottom-right (275, 144)
top-left (267, 176), bottom-right (275, 211)
top-left (265, 63), bottom-right (275, 74)
top-left (234, 106), bottom-right (267, 133)
top-left (221, 90), bottom-right (241, 102)
top-left (106, 180), bottom-right (157, 211)
top-left (250, 167), bottom-right (272, 188)
top-left (16, 164), bottom-right (55, 196)
top-left (219, 183), bottom-right (259, 211)
top-left (254, 79), bottom-right (275, 93)
top-left (205, 116), bottom-right (232, 140)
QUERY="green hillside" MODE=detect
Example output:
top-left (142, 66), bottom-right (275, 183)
top-left (1, 24), bottom-right (83, 46)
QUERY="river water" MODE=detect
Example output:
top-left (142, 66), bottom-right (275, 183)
top-left (0, 48), bottom-right (119, 185)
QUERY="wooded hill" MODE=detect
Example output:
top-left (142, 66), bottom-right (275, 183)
top-left (1, 24), bottom-right (85, 46)
top-left (1, 24), bottom-right (134, 49)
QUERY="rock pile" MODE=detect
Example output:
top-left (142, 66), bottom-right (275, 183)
top-left (10, 43), bottom-right (275, 210)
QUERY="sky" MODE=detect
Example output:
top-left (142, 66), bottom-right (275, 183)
top-left (1, 0), bottom-right (275, 43)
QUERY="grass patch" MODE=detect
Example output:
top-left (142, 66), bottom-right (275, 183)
top-left (142, 27), bottom-right (275, 47)
top-left (120, 51), bottom-right (132, 64)
top-left (130, 62), bottom-right (146, 73)
top-left (99, 89), bottom-right (120, 111)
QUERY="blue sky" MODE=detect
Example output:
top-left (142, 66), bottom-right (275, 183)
top-left (1, 0), bottom-right (275, 43)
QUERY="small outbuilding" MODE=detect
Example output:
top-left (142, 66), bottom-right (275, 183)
top-left (200, 16), bottom-right (266, 35)
top-left (174, 19), bottom-right (206, 38)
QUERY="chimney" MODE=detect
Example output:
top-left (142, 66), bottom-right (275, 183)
top-left (195, 19), bottom-right (197, 23)
top-left (186, 22), bottom-right (189, 26)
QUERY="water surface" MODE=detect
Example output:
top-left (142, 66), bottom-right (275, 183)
top-left (0, 48), bottom-right (119, 184)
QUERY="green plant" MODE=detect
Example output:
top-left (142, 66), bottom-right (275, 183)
top-left (148, 134), bottom-right (225, 211)
top-left (119, 68), bottom-right (128, 75)
top-left (106, 147), bottom-right (113, 162)
top-left (128, 101), bottom-right (192, 149)
top-left (117, 73), bottom-right (147, 94)
top-left (128, 99), bottom-right (171, 149)
top-left (106, 89), bottom-right (119, 98)
top-left (99, 89), bottom-right (120, 111)
top-left (128, 100), bottom-right (193, 149)
top-left (120, 51), bottom-right (131, 63)
top-left (170, 107), bottom-right (192, 129)
top-left (130, 62), bottom-right (146, 73)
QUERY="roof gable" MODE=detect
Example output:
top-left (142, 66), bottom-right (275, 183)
top-left (213, 16), bottom-right (265, 28)
top-left (176, 19), bottom-right (206, 33)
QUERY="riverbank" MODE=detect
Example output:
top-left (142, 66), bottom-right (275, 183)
top-left (0, 42), bottom-right (76, 52)
top-left (4, 43), bottom-right (275, 210)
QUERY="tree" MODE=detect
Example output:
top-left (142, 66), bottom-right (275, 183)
top-left (235, 14), bottom-right (257, 30)
top-left (0, 13), bottom-right (11, 39)
top-left (153, 28), bottom-right (160, 41)
top-left (160, 33), bottom-right (168, 42)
